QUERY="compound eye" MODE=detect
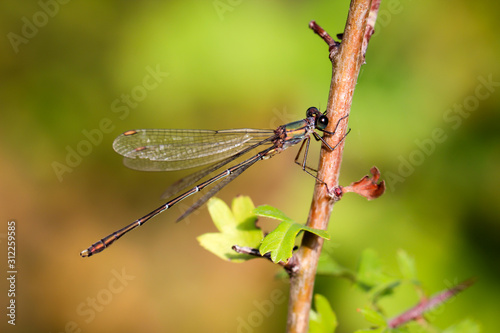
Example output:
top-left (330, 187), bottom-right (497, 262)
top-left (317, 115), bottom-right (329, 129)
top-left (306, 107), bottom-right (319, 118)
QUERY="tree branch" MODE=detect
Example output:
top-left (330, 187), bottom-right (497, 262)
top-left (286, 1), bottom-right (381, 332)
top-left (388, 279), bottom-right (475, 329)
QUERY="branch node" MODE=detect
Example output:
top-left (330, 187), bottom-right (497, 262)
top-left (309, 20), bottom-right (340, 59)
top-left (327, 186), bottom-right (344, 202)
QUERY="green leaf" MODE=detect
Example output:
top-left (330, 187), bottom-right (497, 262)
top-left (197, 196), bottom-right (263, 262)
top-left (254, 205), bottom-right (330, 263)
top-left (309, 294), bottom-right (337, 333)
top-left (253, 204), bottom-right (296, 223)
top-left (316, 252), bottom-right (356, 281)
top-left (353, 328), bottom-right (385, 333)
top-left (402, 322), bottom-right (430, 333)
top-left (370, 280), bottom-right (401, 303)
top-left (357, 308), bottom-right (387, 327)
top-left (397, 249), bottom-right (417, 281)
top-left (443, 318), bottom-right (481, 333)
top-left (356, 249), bottom-right (393, 291)
top-left (390, 327), bottom-right (411, 333)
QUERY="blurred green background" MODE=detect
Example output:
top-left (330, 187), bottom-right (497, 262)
top-left (1, 0), bottom-right (499, 332)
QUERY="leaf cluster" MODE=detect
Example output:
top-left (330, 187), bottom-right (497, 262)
top-left (198, 196), bottom-right (478, 333)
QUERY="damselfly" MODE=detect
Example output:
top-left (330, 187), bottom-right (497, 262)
top-left (80, 107), bottom-right (347, 257)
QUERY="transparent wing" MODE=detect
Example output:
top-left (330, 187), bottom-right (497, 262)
top-left (159, 134), bottom-right (276, 199)
top-left (113, 128), bottom-right (275, 171)
top-left (175, 149), bottom-right (266, 222)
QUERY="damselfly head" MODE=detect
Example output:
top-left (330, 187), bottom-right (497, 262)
top-left (306, 107), bottom-right (329, 130)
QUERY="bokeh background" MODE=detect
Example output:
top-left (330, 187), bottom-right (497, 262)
top-left (1, 1), bottom-right (499, 332)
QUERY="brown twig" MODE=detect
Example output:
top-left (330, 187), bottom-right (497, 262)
top-left (388, 279), bottom-right (475, 328)
top-left (309, 21), bottom-right (340, 59)
top-left (286, 1), bottom-right (381, 332)
top-left (231, 245), bottom-right (300, 275)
